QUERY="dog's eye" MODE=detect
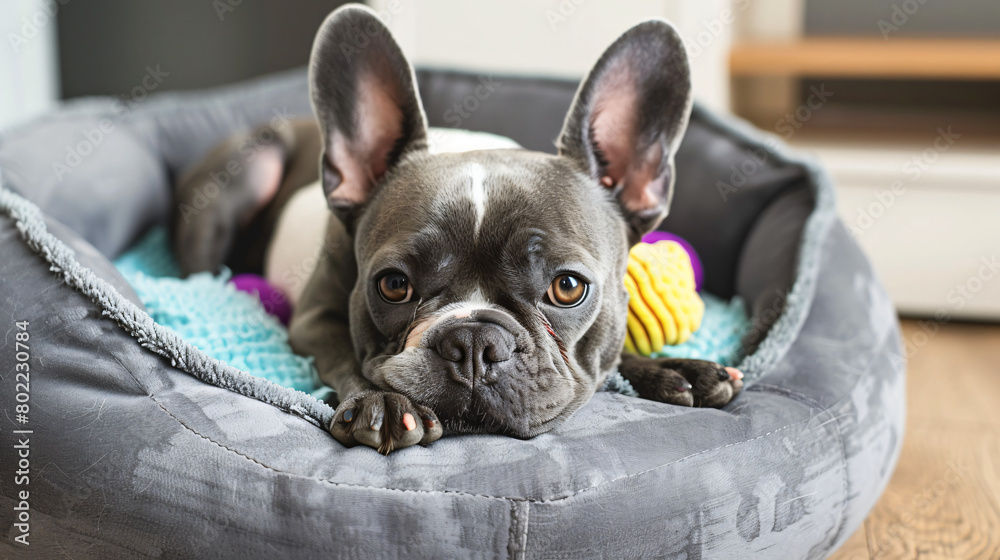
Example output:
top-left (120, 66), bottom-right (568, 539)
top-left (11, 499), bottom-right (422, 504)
top-left (547, 274), bottom-right (588, 308)
top-left (378, 273), bottom-right (414, 304)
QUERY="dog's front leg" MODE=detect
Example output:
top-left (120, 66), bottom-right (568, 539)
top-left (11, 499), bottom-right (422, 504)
top-left (617, 353), bottom-right (743, 408)
top-left (289, 222), bottom-right (442, 454)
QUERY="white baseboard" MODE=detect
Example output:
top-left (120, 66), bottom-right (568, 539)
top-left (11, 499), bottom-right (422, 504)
top-left (792, 136), bottom-right (1000, 321)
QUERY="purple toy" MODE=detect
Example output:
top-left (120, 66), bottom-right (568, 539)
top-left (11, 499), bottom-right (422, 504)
top-left (230, 274), bottom-right (293, 326)
top-left (640, 231), bottom-right (704, 292)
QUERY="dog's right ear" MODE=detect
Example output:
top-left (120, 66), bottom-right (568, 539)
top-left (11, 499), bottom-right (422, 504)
top-left (309, 4), bottom-right (428, 223)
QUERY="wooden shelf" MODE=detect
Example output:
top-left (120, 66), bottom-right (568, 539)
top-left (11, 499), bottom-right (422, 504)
top-left (730, 39), bottom-right (1000, 80)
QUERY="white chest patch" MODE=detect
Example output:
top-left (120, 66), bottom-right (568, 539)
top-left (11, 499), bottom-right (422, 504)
top-left (265, 181), bottom-right (327, 306)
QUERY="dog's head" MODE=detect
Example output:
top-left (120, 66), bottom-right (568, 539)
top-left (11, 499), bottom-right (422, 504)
top-left (309, 4), bottom-right (692, 437)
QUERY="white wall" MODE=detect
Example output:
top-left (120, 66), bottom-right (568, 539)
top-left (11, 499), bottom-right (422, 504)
top-left (0, 0), bottom-right (61, 132)
top-left (369, 0), bottom-right (733, 113)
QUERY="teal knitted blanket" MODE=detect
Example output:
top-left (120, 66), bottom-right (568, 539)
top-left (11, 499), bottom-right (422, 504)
top-left (114, 228), bottom-right (748, 400)
top-left (114, 228), bottom-right (329, 399)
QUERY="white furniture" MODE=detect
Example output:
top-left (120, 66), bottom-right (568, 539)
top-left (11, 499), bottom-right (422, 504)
top-left (0, 0), bottom-right (60, 132)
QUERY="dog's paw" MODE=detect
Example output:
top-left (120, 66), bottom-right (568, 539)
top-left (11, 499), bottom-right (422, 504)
top-left (618, 354), bottom-right (743, 408)
top-left (329, 391), bottom-right (443, 454)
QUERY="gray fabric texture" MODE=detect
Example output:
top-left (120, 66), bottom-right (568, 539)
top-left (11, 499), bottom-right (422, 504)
top-left (0, 69), bottom-right (904, 559)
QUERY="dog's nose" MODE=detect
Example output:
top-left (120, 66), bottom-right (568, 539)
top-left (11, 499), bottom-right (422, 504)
top-left (435, 322), bottom-right (514, 385)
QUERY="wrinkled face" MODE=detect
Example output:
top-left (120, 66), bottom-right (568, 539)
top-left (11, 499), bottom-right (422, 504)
top-left (350, 150), bottom-right (630, 437)
top-left (309, 7), bottom-right (692, 436)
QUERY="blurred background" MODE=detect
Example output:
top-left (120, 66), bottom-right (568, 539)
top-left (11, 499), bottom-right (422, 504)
top-left (2, 2), bottom-right (998, 557)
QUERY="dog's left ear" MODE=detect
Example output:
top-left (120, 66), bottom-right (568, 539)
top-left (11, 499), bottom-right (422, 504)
top-left (558, 20), bottom-right (693, 244)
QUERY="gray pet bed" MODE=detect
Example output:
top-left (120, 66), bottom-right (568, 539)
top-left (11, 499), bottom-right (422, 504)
top-left (0, 69), bottom-right (904, 559)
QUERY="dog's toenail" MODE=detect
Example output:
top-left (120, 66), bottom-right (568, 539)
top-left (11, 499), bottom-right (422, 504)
top-left (423, 417), bottom-right (437, 428)
top-left (725, 367), bottom-right (744, 381)
top-left (371, 412), bottom-right (384, 431)
top-left (402, 413), bottom-right (416, 431)
top-left (677, 381), bottom-right (692, 392)
top-left (343, 409), bottom-right (354, 422)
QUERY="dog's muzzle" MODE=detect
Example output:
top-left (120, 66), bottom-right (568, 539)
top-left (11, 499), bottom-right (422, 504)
top-left (425, 310), bottom-right (522, 388)
top-left (399, 306), bottom-right (569, 436)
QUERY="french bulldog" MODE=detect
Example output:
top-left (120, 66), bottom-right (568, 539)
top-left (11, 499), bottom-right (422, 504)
top-left (171, 4), bottom-right (742, 454)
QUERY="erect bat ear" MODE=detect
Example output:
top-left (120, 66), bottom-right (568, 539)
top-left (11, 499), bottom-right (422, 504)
top-left (557, 20), bottom-right (693, 245)
top-left (308, 4), bottom-right (429, 224)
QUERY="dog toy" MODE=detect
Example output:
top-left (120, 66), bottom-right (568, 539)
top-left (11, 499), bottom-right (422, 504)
top-left (623, 238), bottom-right (704, 355)
top-left (230, 274), bottom-right (293, 326)
top-left (641, 231), bottom-right (703, 292)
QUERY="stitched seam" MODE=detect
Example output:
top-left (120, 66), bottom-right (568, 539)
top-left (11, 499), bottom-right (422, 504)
top-left (109, 348), bottom-right (510, 502)
top-left (748, 383), bottom-right (832, 410)
top-left (124, 327), bottom-right (819, 504)
top-left (144, 367), bottom-right (810, 504)
top-left (507, 503), bottom-right (518, 559)
top-left (520, 502), bottom-right (529, 557)
top-left (146, 389), bottom-right (516, 502)
top-left (507, 500), bottom-right (529, 559)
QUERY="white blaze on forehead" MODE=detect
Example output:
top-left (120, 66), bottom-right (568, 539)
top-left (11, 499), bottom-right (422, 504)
top-left (467, 286), bottom-right (489, 304)
top-left (467, 163), bottom-right (488, 234)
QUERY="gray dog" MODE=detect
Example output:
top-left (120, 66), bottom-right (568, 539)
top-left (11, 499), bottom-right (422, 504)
top-left (172, 4), bottom-right (742, 454)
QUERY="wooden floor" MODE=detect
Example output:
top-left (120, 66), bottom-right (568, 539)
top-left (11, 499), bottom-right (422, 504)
top-left (830, 320), bottom-right (1000, 560)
